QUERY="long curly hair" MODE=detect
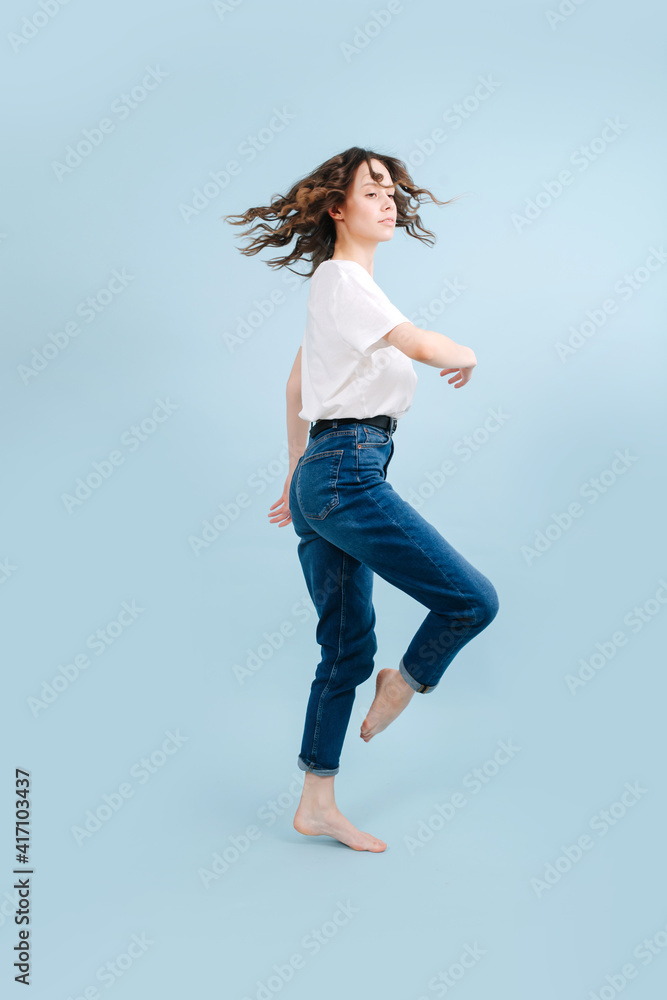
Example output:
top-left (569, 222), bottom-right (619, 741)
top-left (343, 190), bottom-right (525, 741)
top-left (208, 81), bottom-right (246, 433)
top-left (221, 146), bottom-right (463, 279)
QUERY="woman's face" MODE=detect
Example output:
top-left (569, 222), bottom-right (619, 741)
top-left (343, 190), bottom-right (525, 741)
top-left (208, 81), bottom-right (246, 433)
top-left (330, 158), bottom-right (397, 245)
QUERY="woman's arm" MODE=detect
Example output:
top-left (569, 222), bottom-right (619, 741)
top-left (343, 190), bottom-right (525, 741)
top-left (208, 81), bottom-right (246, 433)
top-left (286, 346), bottom-right (309, 471)
top-left (268, 347), bottom-right (308, 527)
top-left (382, 322), bottom-right (477, 370)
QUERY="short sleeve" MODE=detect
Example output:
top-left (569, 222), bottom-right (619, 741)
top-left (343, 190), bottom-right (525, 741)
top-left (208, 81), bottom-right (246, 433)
top-left (333, 267), bottom-right (409, 357)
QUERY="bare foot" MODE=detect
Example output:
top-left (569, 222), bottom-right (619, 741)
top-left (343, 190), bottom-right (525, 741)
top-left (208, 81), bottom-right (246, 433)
top-left (293, 772), bottom-right (386, 852)
top-left (294, 804), bottom-right (386, 852)
top-left (360, 668), bottom-right (415, 742)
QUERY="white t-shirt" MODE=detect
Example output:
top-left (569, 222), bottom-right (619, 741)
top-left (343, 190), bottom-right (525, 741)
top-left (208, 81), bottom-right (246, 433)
top-left (298, 259), bottom-right (419, 422)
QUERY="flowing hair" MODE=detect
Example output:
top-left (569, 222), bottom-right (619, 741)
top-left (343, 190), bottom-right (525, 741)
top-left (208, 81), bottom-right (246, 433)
top-left (221, 146), bottom-right (463, 279)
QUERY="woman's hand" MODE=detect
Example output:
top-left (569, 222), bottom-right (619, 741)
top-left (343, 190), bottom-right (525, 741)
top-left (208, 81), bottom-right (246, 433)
top-left (440, 366), bottom-right (475, 388)
top-left (268, 475), bottom-right (293, 527)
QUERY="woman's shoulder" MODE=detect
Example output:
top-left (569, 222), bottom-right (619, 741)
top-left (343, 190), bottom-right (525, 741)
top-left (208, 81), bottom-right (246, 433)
top-left (310, 259), bottom-right (351, 292)
top-left (320, 259), bottom-right (371, 278)
top-left (309, 260), bottom-right (389, 318)
top-left (312, 259), bottom-right (376, 292)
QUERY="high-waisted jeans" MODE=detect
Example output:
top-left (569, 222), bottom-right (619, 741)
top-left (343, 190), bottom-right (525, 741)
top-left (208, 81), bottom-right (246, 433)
top-left (288, 418), bottom-right (499, 776)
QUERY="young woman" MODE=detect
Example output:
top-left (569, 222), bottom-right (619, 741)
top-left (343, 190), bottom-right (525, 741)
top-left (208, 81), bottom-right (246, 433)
top-left (225, 147), bottom-right (499, 853)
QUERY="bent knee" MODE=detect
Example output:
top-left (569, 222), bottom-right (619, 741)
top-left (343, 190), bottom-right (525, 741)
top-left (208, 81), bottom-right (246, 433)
top-left (474, 583), bottom-right (499, 628)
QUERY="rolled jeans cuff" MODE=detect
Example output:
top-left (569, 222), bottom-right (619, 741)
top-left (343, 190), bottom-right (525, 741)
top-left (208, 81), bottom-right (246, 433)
top-left (398, 657), bottom-right (438, 694)
top-left (298, 755), bottom-right (340, 777)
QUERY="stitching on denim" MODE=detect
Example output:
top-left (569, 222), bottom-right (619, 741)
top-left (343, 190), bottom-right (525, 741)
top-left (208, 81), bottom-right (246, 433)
top-left (399, 655), bottom-right (440, 694)
top-left (309, 429), bottom-right (356, 442)
top-left (360, 484), bottom-right (482, 626)
top-left (311, 550), bottom-right (347, 762)
top-left (300, 448), bottom-right (344, 466)
top-left (354, 424), bottom-right (359, 480)
top-left (382, 439), bottom-right (395, 479)
top-left (358, 424), bottom-right (391, 448)
top-left (299, 755), bottom-right (338, 775)
top-left (297, 450), bottom-right (343, 519)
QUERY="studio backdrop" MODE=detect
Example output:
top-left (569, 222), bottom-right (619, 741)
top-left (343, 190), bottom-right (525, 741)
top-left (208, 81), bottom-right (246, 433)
top-left (2, 1), bottom-right (666, 998)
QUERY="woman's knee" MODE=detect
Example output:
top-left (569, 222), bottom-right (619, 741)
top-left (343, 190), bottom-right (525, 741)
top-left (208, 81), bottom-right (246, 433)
top-left (473, 580), bottom-right (499, 628)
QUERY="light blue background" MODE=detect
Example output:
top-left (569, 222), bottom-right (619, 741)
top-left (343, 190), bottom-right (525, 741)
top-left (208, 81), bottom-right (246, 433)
top-left (2, 1), bottom-right (666, 998)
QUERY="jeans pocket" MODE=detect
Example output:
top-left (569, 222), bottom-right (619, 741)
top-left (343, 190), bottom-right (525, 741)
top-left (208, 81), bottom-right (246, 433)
top-left (359, 423), bottom-right (391, 447)
top-left (296, 449), bottom-right (343, 520)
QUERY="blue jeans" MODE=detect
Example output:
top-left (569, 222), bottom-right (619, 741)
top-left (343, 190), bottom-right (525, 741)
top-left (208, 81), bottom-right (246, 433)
top-left (288, 419), bottom-right (499, 776)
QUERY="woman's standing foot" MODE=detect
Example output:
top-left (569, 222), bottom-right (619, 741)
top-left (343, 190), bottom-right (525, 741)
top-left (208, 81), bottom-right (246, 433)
top-left (293, 773), bottom-right (386, 852)
top-left (360, 667), bottom-right (415, 742)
